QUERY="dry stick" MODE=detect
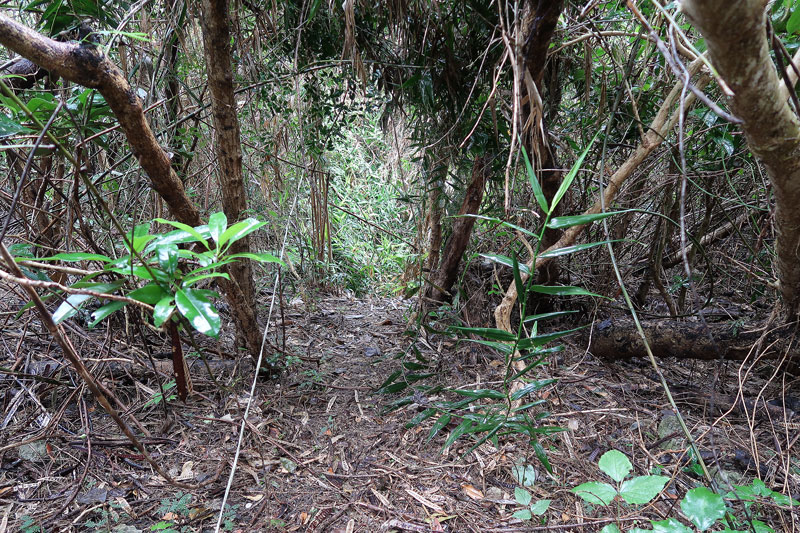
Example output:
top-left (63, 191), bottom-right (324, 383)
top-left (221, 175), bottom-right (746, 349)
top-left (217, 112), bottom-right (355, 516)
top-left (0, 242), bottom-right (202, 490)
top-left (493, 56), bottom-right (708, 336)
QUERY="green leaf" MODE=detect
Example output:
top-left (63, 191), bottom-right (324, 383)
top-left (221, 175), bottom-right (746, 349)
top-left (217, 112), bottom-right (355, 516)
top-left (598, 450), bottom-right (632, 482)
top-left (153, 297), bottom-right (175, 326)
top-left (154, 219), bottom-right (210, 249)
top-left (406, 408), bottom-right (436, 428)
top-left (175, 288), bottom-right (220, 337)
top-left (538, 241), bottom-right (616, 258)
top-left (427, 413), bottom-right (451, 441)
top-left (512, 509), bottom-right (532, 521)
top-left (451, 388), bottom-right (507, 400)
top-left (459, 214), bottom-right (538, 238)
top-left (208, 211), bottom-right (227, 246)
top-left (88, 300), bottom-right (126, 327)
top-left (788, 5), bottom-right (800, 33)
top-left (572, 481), bottom-right (617, 506)
top-left (619, 475), bottom-right (668, 505)
top-left (479, 253), bottom-right (530, 274)
top-left (647, 518), bottom-right (694, 533)
top-left (52, 281), bottom-right (123, 323)
top-left (449, 326), bottom-right (517, 341)
top-left (521, 144), bottom-right (548, 214)
top-left (551, 131), bottom-right (600, 212)
top-left (680, 487), bottom-right (726, 531)
top-left (442, 418), bottom-right (477, 450)
top-left (547, 212), bottom-right (629, 230)
top-left (600, 525), bottom-right (622, 533)
top-left (511, 463), bottom-right (537, 487)
top-left (529, 499), bottom-right (550, 516)
top-left (515, 487), bottom-right (532, 506)
top-left (511, 379), bottom-right (556, 401)
top-left (226, 252), bottom-right (283, 264)
top-left (33, 252), bottom-right (112, 263)
top-left (512, 251), bottom-right (525, 302)
top-left (218, 218), bottom-right (267, 251)
top-left (529, 285), bottom-right (603, 298)
top-left (156, 244), bottom-right (179, 276)
top-left (0, 113), bottom-right (30, 138)
top-left (522, 310), bottom-right (577, 323)
top-left (128, 283), bottom-right (170, 305)
top-left (182, 272), bottom-right (230, 287)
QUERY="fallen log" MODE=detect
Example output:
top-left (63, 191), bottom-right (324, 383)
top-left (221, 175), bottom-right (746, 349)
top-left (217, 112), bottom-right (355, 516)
top-left (587, 318), bottom-right (797, 361)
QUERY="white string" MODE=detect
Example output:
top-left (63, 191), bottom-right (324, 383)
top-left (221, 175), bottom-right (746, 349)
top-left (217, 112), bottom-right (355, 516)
top-left (213, 184), bottom-right (302, 532)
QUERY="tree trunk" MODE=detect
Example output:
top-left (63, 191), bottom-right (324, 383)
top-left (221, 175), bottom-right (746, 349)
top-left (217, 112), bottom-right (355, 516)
top-left (199, 0), bottom-right (262, 358)
top-left (682, 0), bottom-right (800, 316)
top-left (521, 0), bottom-right (565, 285)
top-left (425, 156), bottom-right (488, 303)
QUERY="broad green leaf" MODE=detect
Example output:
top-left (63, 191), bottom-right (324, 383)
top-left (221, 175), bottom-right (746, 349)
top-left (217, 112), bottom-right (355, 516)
top-left (208, 211), bottom-right (227, 246)
top-left (600, 525), bottom-right (622, 533)
top-left (449, 326), bottom-right (517, 342)
top-left (154, 218), bottom-right (210, 249)
top-left (515, 487), bottom-right (532, 506)
top-left (33, 252), bottom-right (112, 263)
top-left (89, 301), bottom-right (126, 327)
top-left (512, 509), bottom-right (532, 520)
top-left (521, 144), bottom-right (548, 214)
top-left (479, 253), bottom-right (530, 274)
top-left (619, 475), bottom-right (668, 505)
top-left (552, 132), bottom-right (600, 212)
top-left (547, 211), bottom-right (626, 229)
top-left (156, 244), bottom-right (179, 276)
top-left (53, 294), bottom-right (94, 323)
top-left (175, 288), bottom-right (220, 337)
top-left (681, 487), bottom-right (726, 531)
top-left (0, 113), bottom-right (30, 138)
top-left (789, 5), bottom-right (800, 33)
top-left (598, 450), bottom-right (632, 482)
top-left (572, 481), bottom-right (616, 506)
top-left (127, 283), bottom-right (170, 305)
top-left (52, 281), bottom-right (123, 323)
top-left (529, 499), bottom-right (550, 515)
top-left (218, 218), bottom-right (267, 250)
top-left (529, 285), bottom-right (603, 298)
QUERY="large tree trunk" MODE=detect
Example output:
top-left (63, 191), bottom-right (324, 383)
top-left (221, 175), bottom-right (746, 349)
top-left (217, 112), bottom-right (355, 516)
top-left (682, 0), bottom-right (800, 316)
top-left (199, 0), bottom-right (262, 358)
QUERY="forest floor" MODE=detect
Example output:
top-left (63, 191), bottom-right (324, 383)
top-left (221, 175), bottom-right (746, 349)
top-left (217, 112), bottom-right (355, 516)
top-left (0, 289), bottom-right (798, 532)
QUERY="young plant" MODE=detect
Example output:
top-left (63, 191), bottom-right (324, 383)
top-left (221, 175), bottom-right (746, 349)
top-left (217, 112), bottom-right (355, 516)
top-left (28, 212), bottom-right (281, 338)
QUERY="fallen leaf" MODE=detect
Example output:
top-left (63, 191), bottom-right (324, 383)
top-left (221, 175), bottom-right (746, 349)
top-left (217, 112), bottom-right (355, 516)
top-left (462, 484), bottom-right (484, 500)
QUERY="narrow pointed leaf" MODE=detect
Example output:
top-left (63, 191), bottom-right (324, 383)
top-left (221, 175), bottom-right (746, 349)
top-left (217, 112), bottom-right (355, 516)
top-left (547, 211), bottom-right (629, 229)
top-left (521, 144), bottom-right (548, 214)
top-left (219, 218), bottom-right (267, 250)
top-left (529, 285), bottom-right (603, 298)
top-left (89, 301), bottom-right (126, 327)
top-left (551, 131), bottom-right (600, 211)
top-left (538, 241), bottom-right (616, 258)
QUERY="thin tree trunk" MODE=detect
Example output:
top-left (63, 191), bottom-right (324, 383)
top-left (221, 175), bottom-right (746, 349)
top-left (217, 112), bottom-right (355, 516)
top-left (199, 0), bottom-right (261, 357)
top-left (425, 156), bottom-right (488, 303)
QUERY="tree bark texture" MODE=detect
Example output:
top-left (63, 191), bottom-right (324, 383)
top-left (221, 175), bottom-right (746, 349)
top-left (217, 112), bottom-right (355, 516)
top-left (587, 318), bottom-right (796, 362)
top-left (425, 156), bottom-right (488, 302)
top-left (0, 14), bottom-right (202, 227)
top-left (199, 0), bottom-right (262, 359)
top-left (521, 0), bottom-right (565, 267)
top-left (682, 0), bottom-right (800, 315)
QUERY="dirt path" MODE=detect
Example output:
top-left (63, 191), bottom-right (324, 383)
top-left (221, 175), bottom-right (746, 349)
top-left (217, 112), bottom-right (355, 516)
top-left (1, 292), bottom-right (797, 531)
